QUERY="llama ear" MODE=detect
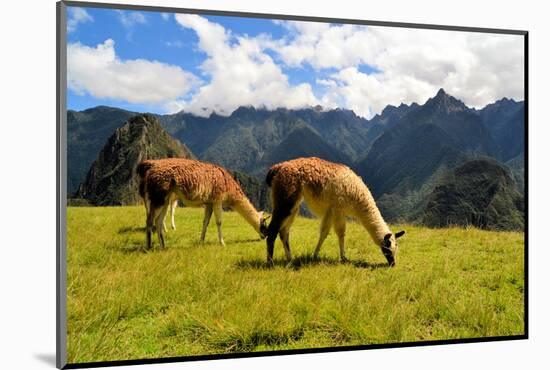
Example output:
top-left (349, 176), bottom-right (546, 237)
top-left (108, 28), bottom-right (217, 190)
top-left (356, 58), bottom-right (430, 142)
top-left (395, 230), bottom-right (405, 239)
top-left (384, 233), bottom-right (392, 242)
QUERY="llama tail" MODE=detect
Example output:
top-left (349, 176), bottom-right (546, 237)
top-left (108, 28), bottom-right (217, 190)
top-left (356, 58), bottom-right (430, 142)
top-left (265, 166), bottom-right (280, 187)
top-left (136, 161), bottom-right (154, 200)
top-left (136, 161), bottom-right (154, 179)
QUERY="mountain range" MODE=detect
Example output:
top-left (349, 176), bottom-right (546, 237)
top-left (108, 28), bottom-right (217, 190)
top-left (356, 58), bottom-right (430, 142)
top-left (67, 89), bottom-right (525, 230)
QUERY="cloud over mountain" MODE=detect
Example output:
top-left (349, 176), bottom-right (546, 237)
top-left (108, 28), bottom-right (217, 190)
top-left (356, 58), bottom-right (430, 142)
top-left (170, 14), bottom-right (318, 117)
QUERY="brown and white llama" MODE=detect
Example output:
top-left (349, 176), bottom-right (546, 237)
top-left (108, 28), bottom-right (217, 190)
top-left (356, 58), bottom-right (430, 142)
top-left (137, 160), bottom-right (178, 232)
top-left (264, 157), bottom-right (405, 267)
top-left (139, 158), bottom-right (268, 250)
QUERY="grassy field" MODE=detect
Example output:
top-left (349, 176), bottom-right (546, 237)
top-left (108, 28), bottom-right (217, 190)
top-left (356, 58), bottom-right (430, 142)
top-left (66, 206), bottom-right (525, 364)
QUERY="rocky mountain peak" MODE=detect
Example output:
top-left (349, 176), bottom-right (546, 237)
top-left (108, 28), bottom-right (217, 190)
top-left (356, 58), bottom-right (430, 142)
top-left (76, 114), bottom-right (194, 205)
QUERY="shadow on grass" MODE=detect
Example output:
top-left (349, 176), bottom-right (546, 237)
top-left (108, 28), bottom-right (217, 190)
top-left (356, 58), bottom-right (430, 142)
top-left (117, 226), bottom-right (146, 234)
top-left (235, 254), bottom-right (390, 271)
top-left (350, 260), bottom-right (391, 269)
top-left (213, 327), bottom-right (305, 352)
top-left (107, 241), bottom-right (165, 254)
top-left (230, 238), bottom-right (265, 245)
top-left (118, 243), bottom-right (148, 254)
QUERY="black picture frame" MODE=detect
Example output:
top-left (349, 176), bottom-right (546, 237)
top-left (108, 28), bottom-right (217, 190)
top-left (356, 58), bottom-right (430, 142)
top-left (57, 1), bottom-right (528, 368)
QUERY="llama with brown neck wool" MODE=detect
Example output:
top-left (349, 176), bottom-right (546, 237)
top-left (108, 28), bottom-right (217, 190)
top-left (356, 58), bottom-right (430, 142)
top-left (264, 157), bottom-right (405, 267)
top-left (140, 158), bottom-right (268, 250)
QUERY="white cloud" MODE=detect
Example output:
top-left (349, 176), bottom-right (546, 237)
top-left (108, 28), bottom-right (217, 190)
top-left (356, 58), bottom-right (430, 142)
top-left (171, 14), bottom-right (317, 116)
top-left (161, 13), bottom-right (170, 21)
top-left (272, 21), bottom-right (524, 117)
top-left (67, 39), bottom-right (200, 105)
top-left (67, 7), bottom-right (93, 33)
top-left (116, 11), bottom-right (147, 28)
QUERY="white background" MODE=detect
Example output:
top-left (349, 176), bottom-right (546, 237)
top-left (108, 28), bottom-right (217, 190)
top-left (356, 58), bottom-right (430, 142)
top-left (0, 0), bottom-right (548, 369)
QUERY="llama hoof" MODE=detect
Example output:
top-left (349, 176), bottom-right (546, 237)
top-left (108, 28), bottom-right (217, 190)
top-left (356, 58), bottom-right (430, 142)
top-left (340, 257), bottom-right (349, 263)
top-left (285, 261), bottom-right (295, 269)
top-left (266, 259), bottom-right (274, 268)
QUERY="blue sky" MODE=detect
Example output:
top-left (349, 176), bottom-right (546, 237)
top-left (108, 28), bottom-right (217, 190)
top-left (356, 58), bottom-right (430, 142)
top-left (66, 6), bottom-right (524, 118)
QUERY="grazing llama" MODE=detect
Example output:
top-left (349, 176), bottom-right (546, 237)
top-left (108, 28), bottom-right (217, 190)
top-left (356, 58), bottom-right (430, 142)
top-left (139, 158), bottom-right (268, 250)
top-left (264, 157), bottom-right (405, 267)
top-left (137, 160), bottom-right (178, 232)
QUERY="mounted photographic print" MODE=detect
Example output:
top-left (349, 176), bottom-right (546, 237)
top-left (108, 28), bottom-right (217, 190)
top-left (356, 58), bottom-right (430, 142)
top-left (56, 1), bottom-right (527, 368)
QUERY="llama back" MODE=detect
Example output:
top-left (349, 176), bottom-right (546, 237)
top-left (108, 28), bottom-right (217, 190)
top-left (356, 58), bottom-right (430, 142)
top-left (172, 162), bottom-right (244, 202)
top-left (267, 157), bottom-right (350, 193)
top-left (266, 157), bottom-right (378, 211)
top-left (144, 158), bottom-right (246, 205)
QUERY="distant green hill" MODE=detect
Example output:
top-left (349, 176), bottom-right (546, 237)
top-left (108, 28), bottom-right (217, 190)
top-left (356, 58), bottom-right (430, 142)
top-left (75, 114), bottom-right (194, 206)
top-left (423, 159), bottom-right (524, 230)
top-left (258, 126), bottom-right (351, 177)
top-left (506, 152), bottom-right (525, 194)
top-left (480, 98), bottom-right (525, 162)
top-left (67, 106), bottom-right (137, 194)
top-left (230, 170), bottom-right (271, 212)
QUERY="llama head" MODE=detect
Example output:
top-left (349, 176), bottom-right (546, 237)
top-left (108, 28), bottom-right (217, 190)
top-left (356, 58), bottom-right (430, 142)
top-left (381, 230), bottom-right (405, 267)
top-left (258, 212), bottom-right (270, 239)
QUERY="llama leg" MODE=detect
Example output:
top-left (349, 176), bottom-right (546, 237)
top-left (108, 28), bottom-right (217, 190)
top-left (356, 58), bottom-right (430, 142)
top-left (170, 199), bottom-right (177, 230)
top-left (266, 193), bottom-right (301, 266)
top-left (279, 228), bottom-right (292, 263)
top-left (144, 195), bottom-right (153, 233)
top-left (200, 204), bottom-right (213, 242)
top-left (333, 212), bottom-right (347, 262)
top-left (146, 207), bottom-right (153, 250)
top-left (213, 203), bottom-right (225, 246)
top-left (156, 204), bottom-right (169, 249)
top-left (163, 215), bottom-right (168, 233)
top-left (144, 201), bottom-right (150, 229)
top-left (279, 206), bottom-right (299, 264)
top-left (162, 195), bottom-right (170, 233)
top-left (162, 201), bottom-right (172, 233)
top-left (313, 209), bottom-right (333, 259)
top-left (146, 205), bottom-right (161, 250)
top-left (266, 209), bottom-right (288, 266)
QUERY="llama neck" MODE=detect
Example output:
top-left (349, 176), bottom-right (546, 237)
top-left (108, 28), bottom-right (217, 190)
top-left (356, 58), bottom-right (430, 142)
top-left (354, 185), bottom-right (391, 245)
top-left (230, 194), bottom-right (262, 234)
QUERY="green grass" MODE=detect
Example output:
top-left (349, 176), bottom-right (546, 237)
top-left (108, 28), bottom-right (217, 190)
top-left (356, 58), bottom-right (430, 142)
top-left (67, 206), bottom-right (525, 363)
